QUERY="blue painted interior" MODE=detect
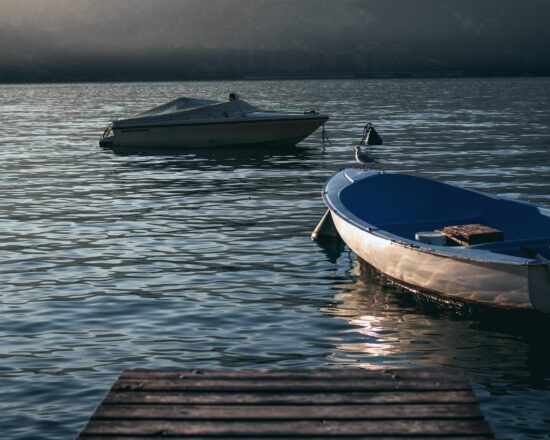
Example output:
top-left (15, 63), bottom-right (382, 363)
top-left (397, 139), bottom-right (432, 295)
top-left (338, 172), bottom-right (550, 258)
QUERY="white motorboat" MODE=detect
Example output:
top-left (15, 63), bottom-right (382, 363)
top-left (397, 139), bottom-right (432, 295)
top-left (320, 168), bottom-right (550, 312)
top-left (99, 93), bottom-right (328, 149)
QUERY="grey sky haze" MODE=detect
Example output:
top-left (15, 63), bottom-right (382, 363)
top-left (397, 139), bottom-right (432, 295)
top-left (1, 0), bottom-right (549, 81)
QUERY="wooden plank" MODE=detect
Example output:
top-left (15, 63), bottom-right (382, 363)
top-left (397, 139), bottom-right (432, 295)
top-left (120, 368), bottom-right (462, 381)
top-left (111, 378), bottom-right (469, 392)
top-left (103, 389), bottom-right (479, 405)
top-left (92, 403), bottom-right (484, 420)
top-left (82, 419), bottom-right (494, 436)
top-left (81, 437), bottom-right (494, 440)
top-left (436, 223), bottom-right (504, 246)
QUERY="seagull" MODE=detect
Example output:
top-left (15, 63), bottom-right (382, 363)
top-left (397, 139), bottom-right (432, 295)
top-left (355, 145), bottom-right (375, 166)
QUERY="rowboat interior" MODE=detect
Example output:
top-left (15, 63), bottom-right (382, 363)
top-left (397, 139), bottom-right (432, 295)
top-left (339, 171), bottom-right (550, 260)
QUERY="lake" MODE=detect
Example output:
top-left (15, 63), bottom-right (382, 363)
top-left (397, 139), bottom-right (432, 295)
top-left (0, 77), bottom-right (549, 439)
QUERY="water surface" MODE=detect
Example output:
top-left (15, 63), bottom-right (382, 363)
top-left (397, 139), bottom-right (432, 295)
top-left (0, 78), bottom-right (549, 439)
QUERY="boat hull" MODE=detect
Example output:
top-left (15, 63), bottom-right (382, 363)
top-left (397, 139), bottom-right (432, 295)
top-left (102, 117), bottom-right (327, 149)
top-left (331, 211), bottom-right (539, 309)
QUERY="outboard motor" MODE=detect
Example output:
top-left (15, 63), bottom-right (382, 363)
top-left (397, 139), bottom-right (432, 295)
top-left (229, 92), bottom-right (240, 101)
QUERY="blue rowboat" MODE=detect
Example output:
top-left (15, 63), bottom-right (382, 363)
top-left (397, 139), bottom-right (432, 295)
top-left (322, 168), bottom-right (550, 312)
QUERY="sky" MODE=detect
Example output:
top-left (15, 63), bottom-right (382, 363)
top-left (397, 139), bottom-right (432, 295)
top-left (1, 0), bottom-right (549, 82)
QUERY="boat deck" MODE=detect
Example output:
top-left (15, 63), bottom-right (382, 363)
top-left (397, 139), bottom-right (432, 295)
top-left (77, 368), bottom-right (494, 438)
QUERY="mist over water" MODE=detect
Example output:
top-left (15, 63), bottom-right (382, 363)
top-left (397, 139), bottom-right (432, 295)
top-left (0, 77), bottom-right (549, 439)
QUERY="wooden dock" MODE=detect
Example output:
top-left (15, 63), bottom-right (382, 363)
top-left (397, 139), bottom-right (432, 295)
top-left (78, 368), bottom-right (494, 438)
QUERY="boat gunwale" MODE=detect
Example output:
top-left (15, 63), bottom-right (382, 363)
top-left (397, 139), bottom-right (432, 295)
top-left (322, 168), bottom-right (549, 268)
top-left (113, 113), bottom-right (329, 131)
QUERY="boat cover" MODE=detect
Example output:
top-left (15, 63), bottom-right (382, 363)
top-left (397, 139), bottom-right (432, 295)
top-left (114, 97), bottom-right (261, 128)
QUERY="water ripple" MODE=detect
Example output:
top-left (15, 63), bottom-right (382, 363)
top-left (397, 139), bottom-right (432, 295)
top-left (0, 78), bottom-right (549, 439)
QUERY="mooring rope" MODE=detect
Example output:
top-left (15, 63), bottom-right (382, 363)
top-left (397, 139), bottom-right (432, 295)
top-left (322, 123), bottom-right (332, 148)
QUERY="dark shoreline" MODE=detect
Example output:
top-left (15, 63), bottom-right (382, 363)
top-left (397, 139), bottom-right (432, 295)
top-left (1, 71), bottom-right (549, 85)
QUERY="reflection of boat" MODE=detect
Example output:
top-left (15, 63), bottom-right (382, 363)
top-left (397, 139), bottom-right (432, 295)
top-left (322, 168), bottom-right (550, 312)
top-left (322, 265), bottom-right (546, 372)
top-left (99, 93), bottom-right (328, 149)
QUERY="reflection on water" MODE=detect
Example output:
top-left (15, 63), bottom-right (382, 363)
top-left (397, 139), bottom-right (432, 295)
top-left (110, 145), bottom-right (322, 174)
top-left (0, 78), bottom-right (549, 439)
top-left (323, 260), bottom-right (550, 438)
